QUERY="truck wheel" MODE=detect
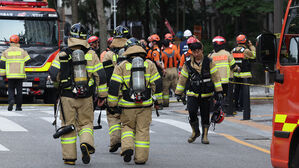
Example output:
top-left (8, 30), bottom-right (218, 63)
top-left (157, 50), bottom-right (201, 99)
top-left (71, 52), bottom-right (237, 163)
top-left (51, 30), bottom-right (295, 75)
top-left (291, 144), bottom-right (299, 168)
top-left (44, 88), bottom-right (57, 104)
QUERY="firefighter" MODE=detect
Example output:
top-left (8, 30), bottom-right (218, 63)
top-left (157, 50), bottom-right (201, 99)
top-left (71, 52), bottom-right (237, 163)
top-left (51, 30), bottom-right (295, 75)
top-left (175, 37), bottom-right (223, 144)
top-left (165, 33), bottom-right (179, 53)
top-left (231, 34), bottom-right (256, 111)
top-left (146, 34), bottom-right (163, 71)
top-left (161, 39), bottom-right (180, 107)
top-left (0, 35), bottom-right (30, 111)
top-left (88, 36), bottom-right (99, 51)
top-left (102, 25), bottom-right (129, 153)
top-left (100, 37), bottom-right (113, 63)
top-left (48, 23), bottom-right (108, 165)
top-left (179, 29), bottom-right (192, 56)
top-left (208, 36), bottom-right (240, 115)
top-left (107, 40), bottom-right (162, 164)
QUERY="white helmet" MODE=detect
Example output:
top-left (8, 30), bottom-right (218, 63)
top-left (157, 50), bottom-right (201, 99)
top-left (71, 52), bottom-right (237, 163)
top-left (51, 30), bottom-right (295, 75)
top-left (183, 29), bottom-right (192, 38)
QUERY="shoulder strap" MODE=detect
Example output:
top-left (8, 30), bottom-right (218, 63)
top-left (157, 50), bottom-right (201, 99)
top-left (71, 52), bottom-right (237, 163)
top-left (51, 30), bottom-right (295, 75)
top-left (185, 60), bottom-right (199, 77)
top-left (202, 56), bottom-right (211, 76)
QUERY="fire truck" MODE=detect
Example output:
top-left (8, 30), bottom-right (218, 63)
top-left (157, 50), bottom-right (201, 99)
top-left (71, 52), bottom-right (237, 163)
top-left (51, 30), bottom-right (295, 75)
top-left (0, 0), bottom-right (60, 103)
top-left (256, 0), bottom-right (299, 167)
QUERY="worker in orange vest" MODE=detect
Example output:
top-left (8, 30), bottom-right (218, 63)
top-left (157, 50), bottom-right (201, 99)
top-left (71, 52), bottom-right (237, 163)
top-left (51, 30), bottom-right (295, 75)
top-left (99, 37), bottom-right (113, 63)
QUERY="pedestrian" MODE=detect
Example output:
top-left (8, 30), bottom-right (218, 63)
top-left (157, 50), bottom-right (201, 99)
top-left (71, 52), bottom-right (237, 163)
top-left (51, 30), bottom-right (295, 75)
top-left (107, 39), bottom-right (162, 164)
top-left (102, 25), bottom-right (129, 153)
top-left (231, 34), bottom-right (256, 112)
top-left (175, 37), bottom-right (223, 144)
top-left (161, 39), bottom-right (180, 107)
top-left (48, 23), bottom-right (108, 165)
top-left (208, 36), bottom-right (240, 115)
top-left (0, 34), bottom-right (30, 111)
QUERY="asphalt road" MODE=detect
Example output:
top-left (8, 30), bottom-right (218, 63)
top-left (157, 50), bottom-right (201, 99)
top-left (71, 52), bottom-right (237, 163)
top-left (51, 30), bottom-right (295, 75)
top-left (0, 100), bottom-right (273, 168)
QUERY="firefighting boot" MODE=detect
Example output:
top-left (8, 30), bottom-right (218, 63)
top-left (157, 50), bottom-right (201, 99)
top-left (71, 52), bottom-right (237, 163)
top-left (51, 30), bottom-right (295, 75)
top-left (64, 159), bottom-right (76, 165)
top-left (109, 142), bottom-right (121, 152)
top-left (121, 149), bottom-right (134, 163)
top-left (80, 143), bottom-right (90, 164)
top-left (201, 125), bottom-right (210, 144)
top-left (188, 120), bottom-right (200, 143)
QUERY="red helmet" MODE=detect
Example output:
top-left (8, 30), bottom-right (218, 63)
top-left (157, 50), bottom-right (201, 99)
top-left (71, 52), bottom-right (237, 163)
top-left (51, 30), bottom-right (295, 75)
top-left (150, 34), bottom-right (160, 42)
top-left (236, 34), bottom-right (247, 44)
top-left (211, 107), bottom-right (225, 124)
top-left (212, 36), bottom-right (226, 45)
top-left (164, 33), bottom-right (173, 40)
top-left (187, 36), bottom-right (199, 44)
top-left (88, 36), bottom-right (99, 44)
top-left (10, 35), bottom-right (20, 43)
top-left (107, 37), bottom-right (113, 45)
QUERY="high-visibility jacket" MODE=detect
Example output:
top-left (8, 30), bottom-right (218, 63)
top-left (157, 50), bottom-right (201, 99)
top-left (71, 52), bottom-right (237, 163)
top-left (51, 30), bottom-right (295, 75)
top-left (175, 55), bottom-right (222, 98)
top-left (0, 43), bottom-right (30, 79)
top-left (49, 37), bottom-right (108, 98)
top-left (107, 58), bottom-right (163, 108)
top-left (208, 49), bottom-right (239, 84)
top-left (231, 44), bottom-right (256, 78)
top-left (161, 47), bottom-right (180, 69)
top-left (146, 45), bottom-right (160, 62)
top-left (179, 49), bottom-right (192, 69)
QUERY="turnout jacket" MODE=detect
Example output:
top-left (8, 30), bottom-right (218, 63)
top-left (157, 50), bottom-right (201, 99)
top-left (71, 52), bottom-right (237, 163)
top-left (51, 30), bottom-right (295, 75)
top-left (175, 55), bottom-right (222, 98)
top-left (231, 44), bottom-right (256, 78)
top-left (107, 55), bottom-right (163, 108)
top-left (208, 49), bottom-right (239, 84)
top-left (49, 37), bottom-right (108, 98)
top-left (0, 43), bottom-right (30, 78)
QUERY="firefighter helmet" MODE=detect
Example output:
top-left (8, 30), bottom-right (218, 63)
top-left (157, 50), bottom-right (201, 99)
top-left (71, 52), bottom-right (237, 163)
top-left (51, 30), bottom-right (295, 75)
top-left (187, 37), bottom-right (199, 44)
top-left (187, 37), bottom-right (202, 50)
top-left (183, 29), bottom-right (192, 38)
top-left (211, 107), bottom-right (225, 124)
top-left (236, 34), bottom-right (247, 44)
top-left (212, 36), bottom-right (226, 45)
top-left (150, 34), bottom-right (160, 42)
top-left (124, 37), bottom-right (140, 50)
top-left (164, 33), bottom-right (173, 40)
top-left (88, 36), bottom-right (99, 44)
top-left (113, 25), bottom-right (129, 38)
top-left (107, 37), bottom-right (113, 46)
top-left (9, 35), bottom-right (20, 43)
top-left (70, 23), bottom-right (88, 40)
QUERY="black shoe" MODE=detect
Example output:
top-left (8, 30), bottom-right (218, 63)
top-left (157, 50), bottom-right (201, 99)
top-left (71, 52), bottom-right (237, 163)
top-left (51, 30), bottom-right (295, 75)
top-left (122, 149), bottom-right (133, 163)
top-left (15, 107), bottom-right (22, 111)
top-left (109, 143), bottom-right (121, 153)
top-left (80, 143), bottom-right (90, 164)
top-left (8, 101), bottom-right (14, 111)
top-left (135, 162), bottom-right (146, 165)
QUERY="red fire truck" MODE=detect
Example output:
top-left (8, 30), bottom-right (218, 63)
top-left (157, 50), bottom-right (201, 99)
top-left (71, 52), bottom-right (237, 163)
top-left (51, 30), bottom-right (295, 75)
top-left (0, 0), bottom-right (60, 103)
top-left (257, 0), bottom-right (299, 167)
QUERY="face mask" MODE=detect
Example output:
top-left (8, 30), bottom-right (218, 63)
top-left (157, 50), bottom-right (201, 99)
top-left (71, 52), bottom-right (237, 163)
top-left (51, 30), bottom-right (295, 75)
top-left (149, 42), bottom-right (153, 48)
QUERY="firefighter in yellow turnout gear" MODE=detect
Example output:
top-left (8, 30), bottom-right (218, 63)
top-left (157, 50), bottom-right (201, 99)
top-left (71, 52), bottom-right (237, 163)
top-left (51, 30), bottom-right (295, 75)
top-left (107, 40), bottom-right (162, 164)
top-left (102, 25), bottom-right (129, 153)
top-left (49, 23), bottom-right (108, 165)
top-left (0, 35), bottom-right (30, 111)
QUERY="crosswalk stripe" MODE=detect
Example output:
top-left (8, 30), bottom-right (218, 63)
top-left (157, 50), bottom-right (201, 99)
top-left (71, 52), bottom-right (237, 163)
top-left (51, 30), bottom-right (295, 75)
top-left (0, 117), bottom-right (27, 132)
top-left (153, 118), bottom-right (215, 134)
top-left (0, 111), bottom-right (24, 117)
top-left (0, 144), bottom-right (9, 151)
top-left (40, 117), bottom-right (61, 127)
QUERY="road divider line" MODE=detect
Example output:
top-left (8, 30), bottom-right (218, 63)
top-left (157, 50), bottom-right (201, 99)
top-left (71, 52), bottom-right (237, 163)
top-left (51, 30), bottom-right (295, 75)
top-left (0, 144), bottom-right (9, 151)
top-left (225, 117), bottom-right (272, 132)
top-left (0, 117), bottom-right (27, 132)
top-left (218, 133), bottom-right (270, 154)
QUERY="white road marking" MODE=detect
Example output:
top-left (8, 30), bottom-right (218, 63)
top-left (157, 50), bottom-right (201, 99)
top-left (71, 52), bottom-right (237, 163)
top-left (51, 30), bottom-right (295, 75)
top-left (0, 111), bottom-right (24, 117)
top-left (40, 117), bottom-right (61, 127)
top-left (153, 118), bottom-right (215, 134)
top-left (0, 144), bottom-right (9, 151)
top-left (0, 117), bottom-right (27, 132)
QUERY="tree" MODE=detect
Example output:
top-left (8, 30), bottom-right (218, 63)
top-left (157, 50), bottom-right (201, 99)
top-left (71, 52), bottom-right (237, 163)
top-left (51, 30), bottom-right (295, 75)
top-left (71, 0), bottom-right (79, 24)
top-left (96, 0), bottom-right (108, 53)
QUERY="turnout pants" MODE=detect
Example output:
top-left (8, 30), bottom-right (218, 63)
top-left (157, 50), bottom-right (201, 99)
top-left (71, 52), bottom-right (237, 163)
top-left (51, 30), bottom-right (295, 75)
top-left (8, 79), bottom-right (23, 108)
top-left (121, 107), bottom-right (152, 163)
top-left (187, 96), bottom-right (210, 125)
top-left (162, 67), bottom-right (178, 106)
top-left (107, 112), bottom-right (121, 148)
top-left (60, 96), bottom-right (94, 161)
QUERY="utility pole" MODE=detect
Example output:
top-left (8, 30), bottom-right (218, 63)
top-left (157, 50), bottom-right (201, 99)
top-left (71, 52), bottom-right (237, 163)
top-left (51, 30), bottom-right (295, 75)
top-left (111, 0), bottom-right (117, 29)
top-left (274, 0), bottom-right (283, 34)
top-left (176, 0), bottom-right (179, 32)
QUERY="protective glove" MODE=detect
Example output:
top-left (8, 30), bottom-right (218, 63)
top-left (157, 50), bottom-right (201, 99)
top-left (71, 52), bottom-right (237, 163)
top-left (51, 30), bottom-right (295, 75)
top-left (175, 94), bottom-right (182, 102)
top-left (154, 100), bottom-right (161, 110)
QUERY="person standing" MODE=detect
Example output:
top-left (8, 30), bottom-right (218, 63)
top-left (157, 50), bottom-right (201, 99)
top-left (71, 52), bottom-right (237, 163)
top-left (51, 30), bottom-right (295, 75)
top-left (0, 35), bottom-right (30, 111)
top-left (231, 34), bottom-right (256, 112)
top-left (175, 37), bottom-right (223, 144)
top-left (107, 41), bottom-right (162, 164)
top-left (88, 36), bottom-right (99, 52)
top-left (49, 23), bottom-right (107, 165)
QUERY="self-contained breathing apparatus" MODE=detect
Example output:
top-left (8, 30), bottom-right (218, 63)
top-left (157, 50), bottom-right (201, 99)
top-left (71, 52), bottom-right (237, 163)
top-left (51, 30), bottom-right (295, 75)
top-left (232, 47), bottom-right (251, 73)
top-left (185, 56), bottom-right (214, 95)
